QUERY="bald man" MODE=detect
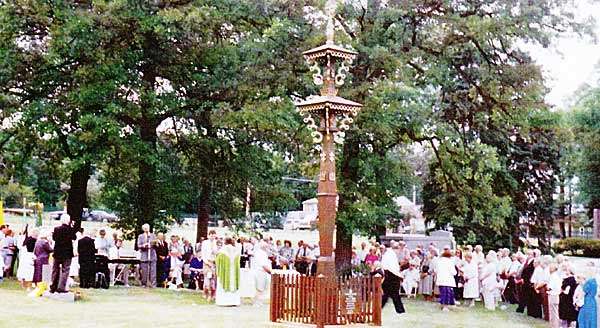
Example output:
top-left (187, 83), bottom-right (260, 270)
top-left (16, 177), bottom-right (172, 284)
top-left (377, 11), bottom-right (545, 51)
top-left (137, 224), bottom-right (157, 287)
top-left (50, 214), bottom-right (77, 293)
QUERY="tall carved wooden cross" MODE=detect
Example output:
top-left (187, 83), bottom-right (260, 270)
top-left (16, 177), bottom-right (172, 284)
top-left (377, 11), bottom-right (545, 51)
top-left (296, 0), bottom-right (362, 276)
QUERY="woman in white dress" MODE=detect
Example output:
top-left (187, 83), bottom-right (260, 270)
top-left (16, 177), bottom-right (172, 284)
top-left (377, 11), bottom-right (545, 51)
top-left (17, 228), bottom-right (38, 290)
top-left (435, 248), bottom-right (457, 312)
top-left (462, 252), bottom-right (479, 307)
top-left (69, 230), bottom-right (83, 279)
top-left (169, 235), bottom-right (185, 287)
top-left (480, 252), bottom-right (499, 310)
top-left (401, 261), bottom-right (420, 296)
top-left (215, 237), bottom-right (241, 306)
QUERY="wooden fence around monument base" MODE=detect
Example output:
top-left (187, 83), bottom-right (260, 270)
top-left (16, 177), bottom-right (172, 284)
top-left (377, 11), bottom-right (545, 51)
top-left (270, 274), bottom-right (382, 327)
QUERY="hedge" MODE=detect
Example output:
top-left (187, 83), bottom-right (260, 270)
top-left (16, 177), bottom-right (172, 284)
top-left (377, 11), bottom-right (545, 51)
top-left (553, 238), bottom-right (600, 258)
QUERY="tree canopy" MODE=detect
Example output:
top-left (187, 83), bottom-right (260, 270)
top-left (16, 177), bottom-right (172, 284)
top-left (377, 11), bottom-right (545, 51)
top-left (0, 0), bottom-right (597, 260)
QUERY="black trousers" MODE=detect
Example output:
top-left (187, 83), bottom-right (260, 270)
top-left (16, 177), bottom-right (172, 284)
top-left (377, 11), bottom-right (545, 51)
top-left (296, 262), bottom-right (308, 275)
top-left (382, 270), bottom-right (405, 314)
top-left (156, 259), bottom-right (165, 286)
top-left (527, 289), bottom-right (543, 319)
top-left (504, 277), bottom-right (519, 304)
top-left (50, 257), bottom-right (71, 293)
top-left (516, 283), bottom-right (528, 313)
top-left (79, 260), bottom-right (95, 288)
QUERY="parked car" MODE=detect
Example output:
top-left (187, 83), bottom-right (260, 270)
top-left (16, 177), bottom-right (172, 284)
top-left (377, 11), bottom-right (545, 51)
top-left (50, 209), bottom-right (91, 221)
top-left (88, 210), bottom-right (119, 223)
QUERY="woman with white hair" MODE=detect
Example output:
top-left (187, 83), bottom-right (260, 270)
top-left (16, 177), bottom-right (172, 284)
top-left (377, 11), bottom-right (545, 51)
top-left (547, 262), bottom-right (562, 328)
top-left (504, 252), bottom-right (524, 304)
top-left (252, 241), bottom-right (272, 305)
top-left (531, 255), bottom-right (552, 321)
top-left (435, 247), bottom-right (457, 312)
top-left (527, 258), bottom-right (545, 318)
top-left (33, 230), bottom-right (53, 286)
top-left (419, 252), bottom-right (435, 301)
top-left (559, 263), bottom-right (578, 328)
top-left (462, 252), bottom-right (479, 307)
top-left (481, 252), bottom-right (499, 310)
top-left (168, 235), bottom-right (185, 288)
top-left (1, 229), bottom-right (15, 277)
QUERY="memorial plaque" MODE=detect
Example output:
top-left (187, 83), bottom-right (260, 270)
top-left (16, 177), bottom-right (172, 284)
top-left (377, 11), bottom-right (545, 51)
top-left (344, 288), bottom-right (357, 314)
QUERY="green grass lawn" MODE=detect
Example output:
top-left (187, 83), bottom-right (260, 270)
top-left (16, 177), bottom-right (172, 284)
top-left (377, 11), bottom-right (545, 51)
top-left (0, 278), bottom-right (547, 328)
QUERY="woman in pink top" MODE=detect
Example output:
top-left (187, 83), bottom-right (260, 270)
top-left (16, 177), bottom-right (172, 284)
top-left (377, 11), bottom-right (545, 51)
top-left (364, 247), bottom-right (380, 265)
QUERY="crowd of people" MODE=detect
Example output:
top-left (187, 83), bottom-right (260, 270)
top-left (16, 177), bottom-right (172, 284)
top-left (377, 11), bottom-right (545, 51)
top-left (2, 216), bottom-right (600, 327)
top-left (354, 240), bottom-right (599, 328)
top-left (0, 215), bottom-right (317, 307)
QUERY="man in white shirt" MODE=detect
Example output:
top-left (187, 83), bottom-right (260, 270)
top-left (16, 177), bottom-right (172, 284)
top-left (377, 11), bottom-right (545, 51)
top-left (201, 230), bottom-right (217, 301)
top-left (295, 241), bottom-right (312, 275)
top-left (357, 242), bottom-right (368, 263)
top-left (108, 239), bottom-right (130, 287)
top-left (381, 243), bottom-right (405, 314)
top-left (310, 244), bottom-right (319, 275)
top-left (95, 229), bottom-right (112, 257)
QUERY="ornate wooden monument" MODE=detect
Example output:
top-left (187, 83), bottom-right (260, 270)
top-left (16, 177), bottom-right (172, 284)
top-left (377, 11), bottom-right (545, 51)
top-left (270, 1), bottom-right (382, 327)
top-left (296, 0), bottom-right (362, 277)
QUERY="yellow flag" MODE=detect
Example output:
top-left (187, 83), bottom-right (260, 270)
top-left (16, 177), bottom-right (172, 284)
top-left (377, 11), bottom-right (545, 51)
top-left (0, 199), bottom-right (4, 226)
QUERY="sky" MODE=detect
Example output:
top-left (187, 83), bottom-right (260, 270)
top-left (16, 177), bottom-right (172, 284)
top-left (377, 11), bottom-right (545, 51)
top-left (528, 1), bottom-right (600, 109)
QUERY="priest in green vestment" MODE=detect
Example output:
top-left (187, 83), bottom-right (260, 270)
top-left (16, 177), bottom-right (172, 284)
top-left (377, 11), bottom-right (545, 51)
top-left (215, 237), bottom-right (241, 306)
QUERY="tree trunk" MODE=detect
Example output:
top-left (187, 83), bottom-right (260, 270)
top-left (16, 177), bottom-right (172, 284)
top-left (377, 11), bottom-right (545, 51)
top-left (196, 183), bottom-right (211, 243)
top-left (194, 108), bottom-right (215, 244)
top-left (511, 217), bottom-right (521, 250)
top-left (558, 180), bottom-right (566, 238)
top-left (335, 139), bottom-right (360, 270)
top-left (136, 30), bottom-right (161, 234)
top-left (67, 163), bottom-right (91, 232)
top-left (568, 187), bottom-right (573, 237)
top-left (335, 219), bottom-right (353, 271)
top-left (138, 120), bottom-right (158, 230)
top-left (537, 211), bottom-right (552, 254)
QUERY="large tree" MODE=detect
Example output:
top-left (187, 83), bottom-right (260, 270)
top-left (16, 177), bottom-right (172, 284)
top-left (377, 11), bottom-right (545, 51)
top-left (330, 0), bottom-right (591, 266)
top-left (573, 87), bottom-right (600, 218)
top-left (0, 1), bottom-right (124, 226)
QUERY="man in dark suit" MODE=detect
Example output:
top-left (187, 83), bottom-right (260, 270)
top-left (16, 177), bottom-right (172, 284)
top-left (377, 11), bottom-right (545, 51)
top-left (77, 229), bottom-right (96, 288)
top-left (155, 232), bottom-right (169, 287)
top-left (50, 214), bottom-right (77, 293)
